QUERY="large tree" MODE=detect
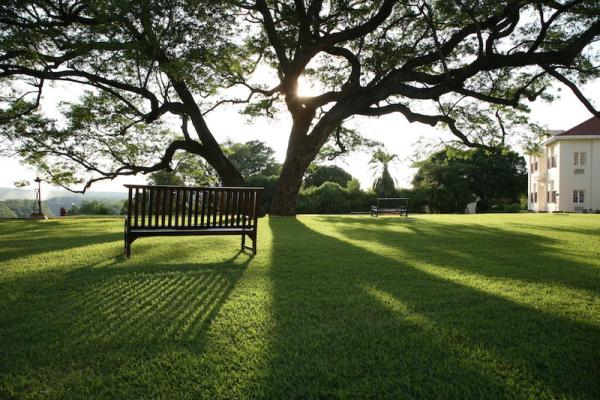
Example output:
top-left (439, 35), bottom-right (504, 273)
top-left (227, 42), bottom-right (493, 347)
top-left (0, 0), bottom-right (246, 189)
top-left (1, 1), bottom-right (600, 215)
top-left (412, 146), bottom-right (527, 212)
top-left (369, 149), bottom-right (397, 197)
top-left (228, 0), bottom-right (600, 214)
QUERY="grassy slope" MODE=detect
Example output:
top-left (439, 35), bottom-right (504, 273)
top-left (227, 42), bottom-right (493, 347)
top-left (0, 214), bottom-right (599, 399)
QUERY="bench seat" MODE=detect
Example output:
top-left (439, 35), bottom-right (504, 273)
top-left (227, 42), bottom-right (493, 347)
top-left (370, 198), bottom-right (409, 218)
top-left (130, 227), bottom-right (252, 235)
top-left (124, 185), bottom-right (263, 257)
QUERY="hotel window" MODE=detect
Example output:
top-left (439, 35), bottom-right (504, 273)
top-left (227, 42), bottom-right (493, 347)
top-left (547, 191), bottom-right (557, 203)
top-left (551, 155), bottom-right (557, 168)
top-left (573, 190), bottom-right (585, 204)
top-left (531, 184), bottom-right (537, 203)
top-left (530, 159), bottom-right (538, 172)
top-left (574, 152), bottom-right (586, 166)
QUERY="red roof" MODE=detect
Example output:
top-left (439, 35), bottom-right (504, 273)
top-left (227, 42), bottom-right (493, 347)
top-left (558, 116), bottom-right (600, 136)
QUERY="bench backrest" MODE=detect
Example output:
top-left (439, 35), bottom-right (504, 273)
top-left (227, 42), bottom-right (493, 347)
top-left (377, 197), bottom-right (409, 210)
top-left (124, 185), bottom-right (262, 230)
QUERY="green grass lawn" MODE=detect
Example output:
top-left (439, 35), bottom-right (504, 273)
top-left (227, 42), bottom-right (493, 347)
top-left (1, 214), bottom-right (599, 399)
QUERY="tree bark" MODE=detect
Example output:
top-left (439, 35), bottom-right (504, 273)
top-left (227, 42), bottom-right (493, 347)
top-left (204, 148), bottom-right (245, 186)
top-left (171, 79), bottom-right (245, 186)
top-left (270, 115), bottom-right (334, 215)
top-left (270, 151), bottom-right (314, 215)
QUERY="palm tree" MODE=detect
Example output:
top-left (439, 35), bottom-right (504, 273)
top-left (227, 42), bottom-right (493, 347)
top-left (369, 150), bottom-right (397, 197)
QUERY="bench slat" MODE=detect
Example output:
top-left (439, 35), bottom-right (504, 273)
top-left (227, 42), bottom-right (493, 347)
top-left (125, 185), bottom-right (263, 257)
top-left (136, 188), bottom-right (142, 227)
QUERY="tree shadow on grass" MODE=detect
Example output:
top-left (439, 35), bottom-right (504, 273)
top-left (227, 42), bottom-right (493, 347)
top-left (264, 217), bottom-right (600, 399)
top-left (319, 216), bottom-right (600, 294)
top-left (0, 219), bottom-right (123, 262)
top-left (0, 240), bottom-right (253, 398)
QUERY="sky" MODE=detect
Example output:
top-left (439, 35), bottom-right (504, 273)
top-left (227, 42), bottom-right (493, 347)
top-left (0, 78), bottom-right (598, 194)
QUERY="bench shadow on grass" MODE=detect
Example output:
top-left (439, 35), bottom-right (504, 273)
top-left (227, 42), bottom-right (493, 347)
top-left (264, 217), bottom-right (600, 399)
top-left (0, 240), bottom-right (252, 391)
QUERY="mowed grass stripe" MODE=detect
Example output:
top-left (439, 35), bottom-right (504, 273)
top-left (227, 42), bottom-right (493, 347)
top-left (0, 214), bottom-right (599, 399)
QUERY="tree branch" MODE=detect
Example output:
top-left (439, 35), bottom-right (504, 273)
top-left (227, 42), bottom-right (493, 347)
top-left (543, 65), bottom-right (600, 118)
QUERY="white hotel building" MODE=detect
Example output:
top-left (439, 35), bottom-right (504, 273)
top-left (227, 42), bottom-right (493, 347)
top-left (528, 116), bottom-right (600, 212)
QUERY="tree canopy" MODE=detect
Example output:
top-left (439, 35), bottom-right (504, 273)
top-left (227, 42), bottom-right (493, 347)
top-left (223, 140), bottom-right (280, 178)
top-left (1, 0), bottom-right (599, 214)
top-left (303, 164), bottom-right (353, 188)
top-left (412, 146), bottom-right (527, 213)
top-left (370, 150), bottom-right (397, 197)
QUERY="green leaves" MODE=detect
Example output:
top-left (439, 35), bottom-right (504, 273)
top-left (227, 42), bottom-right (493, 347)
top-left (412, 145), bottom-right (527, 212)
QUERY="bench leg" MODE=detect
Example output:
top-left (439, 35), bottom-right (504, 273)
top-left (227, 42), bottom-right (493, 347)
top-left (125, 239), bottom-right (131, 258)
top-left (124, 225), bottom-right (130, 258)
top-left (241, 232), bottom-right (257, 255)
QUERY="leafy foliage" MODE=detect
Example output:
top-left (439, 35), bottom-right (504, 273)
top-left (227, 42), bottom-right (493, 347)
top-left (303, 164), bottom-right (353, 188)
top-left (317, 125), bottom-right (382, 162)
top-left (77, 200), bottom-right (125, 216)
top-left (0, 0), bottom-right (246, 188)
top-left (223, 140), bottom-right (280, 178)
top-left (1, 0), bottom-right (599, 214)
top-left (370, 150), bottom-right (397, 197)
top-left (297, 181), bottom-right (374, 214)
top-left (412, 146), bottom-right (527, 213)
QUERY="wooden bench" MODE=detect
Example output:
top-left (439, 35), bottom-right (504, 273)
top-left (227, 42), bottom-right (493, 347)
top-left (371, 197), bottom-right (409, 219)
top-left (124, 185), bottom-right (263, 258)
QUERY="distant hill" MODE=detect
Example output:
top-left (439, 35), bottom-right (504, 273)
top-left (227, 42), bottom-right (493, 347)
top-left (0, 187), bottom-right (127, 201)
top-left (0, 187), bottom-right (127, 216)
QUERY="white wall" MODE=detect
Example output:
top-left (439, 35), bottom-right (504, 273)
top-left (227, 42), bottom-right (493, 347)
top-left (557, 139), bottom-right (600, 212)
top-left (546, 143), bottom-right (560, 212)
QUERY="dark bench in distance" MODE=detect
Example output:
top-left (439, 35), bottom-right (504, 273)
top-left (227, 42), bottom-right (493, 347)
top-left (371, 197), bottom-right (409, 219)
top-left (124, 185), bottom-right (263, 257)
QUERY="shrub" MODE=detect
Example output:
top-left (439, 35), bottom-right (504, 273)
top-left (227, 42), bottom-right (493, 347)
top-left (504, 203), bottom-right (522, 213)
top-left (246, 174), bottom-right (279, 215)
top-left (77, 200), bottom-right (123, 215)
top-left (298, 182), bottom-right (350, 214)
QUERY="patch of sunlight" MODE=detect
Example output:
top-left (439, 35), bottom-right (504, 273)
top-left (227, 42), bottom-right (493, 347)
top-left (363, 284), bottom-right (434, 328)
top-left (192, 222), bottom-right (276, 395)
top-left (362, 284), bottom-right (548, 397)
top-left (296, 75), bottom-right (322, 97)
top-left (0, 242), bottom-right (122, 278)
top-left (302, 217), bottom-right (600, 326)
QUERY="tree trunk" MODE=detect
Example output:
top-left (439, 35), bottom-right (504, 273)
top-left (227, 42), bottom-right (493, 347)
top-left (169, 78), bottom-right (245, 187)
top-left (270, 118), bottom-right (323, 216)
top-left (203, 148), bottom-right (245, 186)
top-left (270, 107), bottom-right (347, 215)
top-left (270, 153), bottom-right (314, 215)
